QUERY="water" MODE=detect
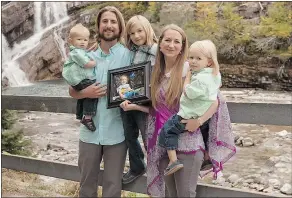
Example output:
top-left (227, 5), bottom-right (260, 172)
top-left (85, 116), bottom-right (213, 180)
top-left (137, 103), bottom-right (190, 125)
top-left (2, 2), bottom-right (69, 87)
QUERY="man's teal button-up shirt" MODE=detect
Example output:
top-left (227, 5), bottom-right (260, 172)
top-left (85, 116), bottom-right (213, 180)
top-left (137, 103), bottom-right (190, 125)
top-left (79, 43), bottom-right (132, 145)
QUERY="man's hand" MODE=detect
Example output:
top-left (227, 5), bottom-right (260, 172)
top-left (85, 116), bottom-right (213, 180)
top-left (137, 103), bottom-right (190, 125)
top-left (181, 119), bottom-right (200, 132)
top-left (81, 82), bottom-right (107, 98)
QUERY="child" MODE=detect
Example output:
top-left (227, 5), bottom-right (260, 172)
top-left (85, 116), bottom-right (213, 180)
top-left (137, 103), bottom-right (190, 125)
top-left (158, 40), bottom-right (221, 176)
top-left (121, 15), bottom-right (158, 184)
top-left (62, 23), bottom-right (97, 132)
top-left (116, 75), bottom-right (139, 99)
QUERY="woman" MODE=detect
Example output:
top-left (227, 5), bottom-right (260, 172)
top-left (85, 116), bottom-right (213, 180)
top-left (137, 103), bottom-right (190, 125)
top-left (121, 24), bottom-right (235, 197)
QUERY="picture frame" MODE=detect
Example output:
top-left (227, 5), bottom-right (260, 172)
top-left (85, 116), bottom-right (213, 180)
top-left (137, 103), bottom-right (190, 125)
top-left (107, 61), bottom-right (151, 109)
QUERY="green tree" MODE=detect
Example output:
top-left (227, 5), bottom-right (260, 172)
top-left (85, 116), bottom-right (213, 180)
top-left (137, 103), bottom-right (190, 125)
top-left (259, 2), bottom-right (292, 38)
top-left (1, 109), bottom-right (32, 156)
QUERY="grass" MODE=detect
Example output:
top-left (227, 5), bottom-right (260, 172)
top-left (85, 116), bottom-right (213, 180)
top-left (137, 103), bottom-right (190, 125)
top-left (2, 168), bottom-right (149, 197)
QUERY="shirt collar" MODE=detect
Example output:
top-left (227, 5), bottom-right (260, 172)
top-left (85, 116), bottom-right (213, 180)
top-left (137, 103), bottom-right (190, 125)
top-left (98, 42), bottom-right (123, 57)
top-left (130, 44), bottom-right (157, 56)
top-left (192, 68), bottom-right (213, 75)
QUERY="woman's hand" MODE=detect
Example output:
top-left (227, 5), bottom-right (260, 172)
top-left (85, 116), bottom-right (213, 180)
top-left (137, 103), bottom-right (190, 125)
top-left (120, 100), bottom-right (139, 111)
top-left (181, 118), bottom-right (200, 132)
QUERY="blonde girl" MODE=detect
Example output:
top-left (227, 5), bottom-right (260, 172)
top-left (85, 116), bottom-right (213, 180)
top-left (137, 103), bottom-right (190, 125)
top-left (120, 15), bottom-right (158, 184)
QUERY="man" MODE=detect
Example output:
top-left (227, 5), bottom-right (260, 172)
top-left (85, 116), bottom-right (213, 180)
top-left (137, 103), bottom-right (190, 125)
top-left (69, 6), bottom-right (132, 197)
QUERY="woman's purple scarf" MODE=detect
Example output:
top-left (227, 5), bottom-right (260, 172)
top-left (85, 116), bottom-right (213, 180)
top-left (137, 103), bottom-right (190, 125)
top-left (146, 89), bottom-right (236, 197)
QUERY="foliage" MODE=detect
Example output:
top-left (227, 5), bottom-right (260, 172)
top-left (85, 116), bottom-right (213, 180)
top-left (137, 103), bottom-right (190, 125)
top-left (2, 128), bottom-right (32, 156)
top-left (185, 2), bottom-right (252, 61)
top-left (120, 2), bottom-right (148, 20)
top-left (1, 109), bottom-right (32, 156)
top-left (147, 2), bottom-right (163, 23)
top-left (185, 2), bottom-right (292, 62)
top-left (186, 2), bottom-right (219, 41)
top-left (1, 109), bottom-right (17, 130)
top-left (259, 2), bottom-right (292, 38)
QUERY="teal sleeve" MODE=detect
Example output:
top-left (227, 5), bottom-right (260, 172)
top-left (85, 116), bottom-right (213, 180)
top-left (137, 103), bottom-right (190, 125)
top-left (184, 80), bottom-right (207, 100)
top-left (70, 49), bottom-right (91, 67)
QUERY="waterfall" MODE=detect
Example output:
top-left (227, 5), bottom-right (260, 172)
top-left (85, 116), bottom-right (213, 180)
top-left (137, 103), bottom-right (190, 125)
top-left (34, 2), bottom-right (42, 33)
top-left (2, 2), bottom-right (69, 87)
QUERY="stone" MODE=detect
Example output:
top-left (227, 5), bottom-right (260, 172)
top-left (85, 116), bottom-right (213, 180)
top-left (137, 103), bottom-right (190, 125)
top-left (280, 183), bottom-right (292, 195)
top-left (268, 179), bottom-right (281, 189)
top-left (235, 136), bottom-right (244, 145)
top-left (262, 139), bottom-right (280, 149)
top-left (245, 179), bottom-right (254, 184)
top-left (244, 174), bottom-right (261, 180)
top-left (256, 185), bottom-right (265, 191)
top-left (263, 186), bottom-right (273, 193)
top-left (227, 174), bottom-right (240, 183)
top-left (213, 176), bottom-right (226, 185)
top-left (159, 2), bottom-right (195, 27)
top-left (249, 183), bottom-right (259, 189)
top-left (275, 162), bottom-right (287, 168)
top-left (268, 156), bottom-right (280, 165)
top-left (1, 2), bottom-right (34, 39)
top-left (242, 137), bottom-right (254, 147)
top-left (276, 130), bottom-right (289, 137)
top-left (232, 178), bottom-right (243, 187)
top-left (47, 143), bottom-right (64, 151)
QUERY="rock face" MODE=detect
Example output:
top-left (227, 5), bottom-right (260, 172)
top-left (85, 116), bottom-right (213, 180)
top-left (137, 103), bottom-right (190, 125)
top-left (1, 2), bottom-right (34, 44)
top-left (221, 58), bottom-right (292, 91)
top-left (2, 2), bottom-right (292, 90)
top-left (159, 2), bottom-right (196, 27)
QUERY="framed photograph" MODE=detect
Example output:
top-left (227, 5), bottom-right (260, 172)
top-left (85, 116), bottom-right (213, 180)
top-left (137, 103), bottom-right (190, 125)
top-left (107, 61), bottom-right (151, 109)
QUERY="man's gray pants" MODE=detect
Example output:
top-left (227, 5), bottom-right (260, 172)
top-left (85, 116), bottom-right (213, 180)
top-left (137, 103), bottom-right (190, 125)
top-left (160, 150), bottom-right (204, 197)
top-left (78, 140), bottom-right (127, 197)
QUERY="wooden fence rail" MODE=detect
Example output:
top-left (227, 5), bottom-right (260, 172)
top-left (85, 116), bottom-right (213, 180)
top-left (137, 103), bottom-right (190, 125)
top-left (2, 80), bottom-right (291, 197)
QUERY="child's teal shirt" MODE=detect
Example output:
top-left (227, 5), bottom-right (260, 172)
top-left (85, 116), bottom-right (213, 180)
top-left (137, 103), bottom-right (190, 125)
top-left (177, 68), bottom-right (221, 119)
top-left (62, 46), bottom-right (95, 86)
top-left (79, 43), bottom-right (133, 145)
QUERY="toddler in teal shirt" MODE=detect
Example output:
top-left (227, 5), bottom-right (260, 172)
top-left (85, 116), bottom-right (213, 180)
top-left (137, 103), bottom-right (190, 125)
top-left (62, 24), bottom-right (97, 132)
top-left (159, 40), bottom-right (221, 176)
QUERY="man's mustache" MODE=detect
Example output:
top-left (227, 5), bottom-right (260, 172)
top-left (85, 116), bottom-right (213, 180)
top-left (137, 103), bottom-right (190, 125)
top-left (103, 28), bottom-right (114, 32)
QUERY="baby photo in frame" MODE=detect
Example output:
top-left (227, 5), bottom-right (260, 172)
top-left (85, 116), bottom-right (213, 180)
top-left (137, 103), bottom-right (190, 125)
top-left (107, 61), bottom-right (151, 109)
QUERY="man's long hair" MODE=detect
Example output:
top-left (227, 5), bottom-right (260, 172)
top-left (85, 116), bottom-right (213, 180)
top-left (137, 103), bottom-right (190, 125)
top-left (95, 6), bottom-right (126, 45)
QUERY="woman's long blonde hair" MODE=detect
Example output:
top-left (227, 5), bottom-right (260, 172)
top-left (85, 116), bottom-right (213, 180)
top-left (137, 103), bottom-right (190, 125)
top-left (190, 40), bottom-right (220, 75)
top-left (125, 15), bottom-right (158, 48)
top-left (150, 24), bottom-right (188, 109)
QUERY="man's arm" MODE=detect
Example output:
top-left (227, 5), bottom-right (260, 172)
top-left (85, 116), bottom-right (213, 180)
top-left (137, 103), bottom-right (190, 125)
top-left (69, 82), bottom-right (107, 99)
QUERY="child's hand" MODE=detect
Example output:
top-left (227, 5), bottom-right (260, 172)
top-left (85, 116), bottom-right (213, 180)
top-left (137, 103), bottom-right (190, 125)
top-left (181, 119), bottom-right (200, 132)
top-left (120, 100), bottom-right (138, 111)
top-left (88, 42), bottom-right (98, 51)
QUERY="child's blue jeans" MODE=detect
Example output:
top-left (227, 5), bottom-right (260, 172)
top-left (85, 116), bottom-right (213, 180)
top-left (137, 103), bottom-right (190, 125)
top-left (159, 114), bottom-right (210, 150)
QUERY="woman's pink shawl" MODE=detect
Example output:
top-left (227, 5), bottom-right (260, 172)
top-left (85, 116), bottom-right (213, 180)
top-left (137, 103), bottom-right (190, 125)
top-left (146, 83), bottom-right (236, 197)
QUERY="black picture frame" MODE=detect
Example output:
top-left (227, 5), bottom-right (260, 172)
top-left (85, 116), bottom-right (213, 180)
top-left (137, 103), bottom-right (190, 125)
top-left (107, 61), bottom-right (151, 109)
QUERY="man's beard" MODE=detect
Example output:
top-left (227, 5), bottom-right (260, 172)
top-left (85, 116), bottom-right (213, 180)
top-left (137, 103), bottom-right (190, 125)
top-left (99, 31), bottom-right (120, 42)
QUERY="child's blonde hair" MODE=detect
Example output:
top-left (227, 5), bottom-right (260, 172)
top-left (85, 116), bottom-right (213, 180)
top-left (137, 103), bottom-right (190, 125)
top-left (120, 74), bottom-right (129, 81)
top-left (189, 40), bottom-right (219, 75)
top-left (150, 24), bottom-right (188, 109)
top-left (125, 15), bottom-right (158, 48)
top-left (69, 23), bottom-right (90, 38)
